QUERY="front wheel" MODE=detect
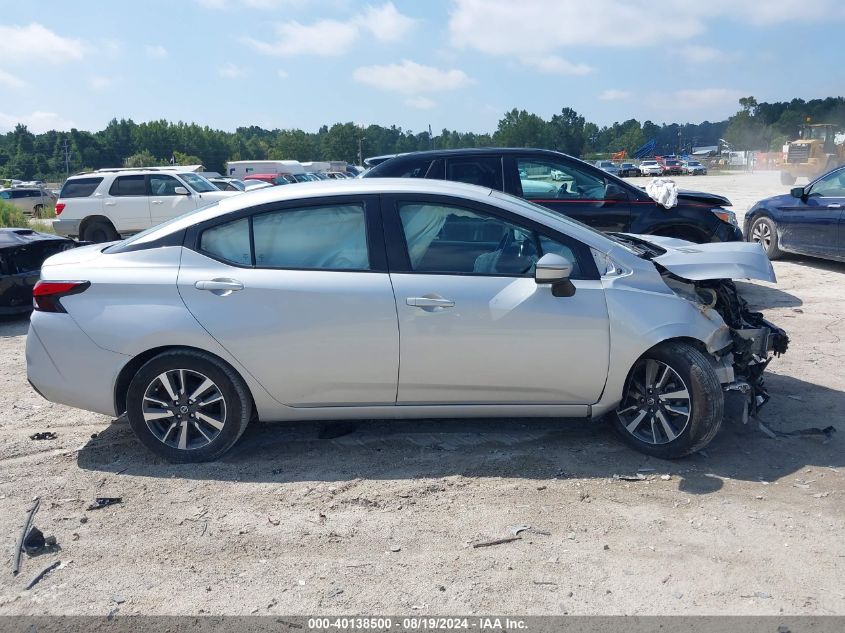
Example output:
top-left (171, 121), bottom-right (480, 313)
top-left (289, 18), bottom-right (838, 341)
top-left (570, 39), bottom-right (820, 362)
top-left (748, 215), bottom-right (782, 260)
top-left (125, 350), bottom-right (252, 462)
top-left (611, 342), bottom-right (724, 459)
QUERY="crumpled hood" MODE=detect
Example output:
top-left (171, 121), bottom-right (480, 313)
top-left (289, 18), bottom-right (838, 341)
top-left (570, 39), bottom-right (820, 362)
top-left (630, 234), bottom-right (776, 282)
top-left (676, 189), bottom-right (732, 207)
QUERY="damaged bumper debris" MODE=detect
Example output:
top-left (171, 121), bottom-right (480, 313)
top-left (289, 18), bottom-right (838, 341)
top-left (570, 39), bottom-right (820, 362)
top-left (662, 274), bottom-right (788, 423)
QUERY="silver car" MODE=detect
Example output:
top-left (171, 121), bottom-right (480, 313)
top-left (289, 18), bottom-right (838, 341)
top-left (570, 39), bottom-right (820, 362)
top-left (26, 179), bottom-right (788, 463)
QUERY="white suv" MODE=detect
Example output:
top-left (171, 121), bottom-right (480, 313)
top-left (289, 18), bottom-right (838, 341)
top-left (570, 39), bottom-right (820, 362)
top-left (54, 169), bottom-right (241, 242)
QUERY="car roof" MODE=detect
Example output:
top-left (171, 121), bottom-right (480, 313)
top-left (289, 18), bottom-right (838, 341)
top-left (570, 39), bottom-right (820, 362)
top-left (120, 177), bottom-right (619, 254)
top-left (370, 147), bottom-right (579, 161)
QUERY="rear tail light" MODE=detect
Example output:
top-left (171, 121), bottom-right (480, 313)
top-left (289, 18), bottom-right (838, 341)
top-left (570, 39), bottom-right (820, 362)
top-left (55, 203), bottom-right (65, 215)
top-left (32, 281), bottom-right (90, 313)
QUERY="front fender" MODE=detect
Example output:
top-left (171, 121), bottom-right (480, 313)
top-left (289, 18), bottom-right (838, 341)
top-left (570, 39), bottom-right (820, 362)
top-left (591, 276), bottom-right (731, 417)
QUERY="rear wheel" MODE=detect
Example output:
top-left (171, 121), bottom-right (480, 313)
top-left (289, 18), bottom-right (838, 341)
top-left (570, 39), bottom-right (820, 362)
top-left (611, 342), bottom-right (723, 459)
top-left (81, 219), bottom-right (119, 243)
top-left (126, 350), bottom-right (252, 462)
top-left (748, 215), bottom-right (782, 260)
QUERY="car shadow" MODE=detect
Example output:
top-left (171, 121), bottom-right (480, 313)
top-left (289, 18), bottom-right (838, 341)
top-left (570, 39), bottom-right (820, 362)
top-left (77, 374), bottom-right (842, 495)
top-left (781, 255), bottom-right (845, 274)
top-left (735, 280), bottom-right (802, 309)
top-left (0, 313), bottom-right (30, 337)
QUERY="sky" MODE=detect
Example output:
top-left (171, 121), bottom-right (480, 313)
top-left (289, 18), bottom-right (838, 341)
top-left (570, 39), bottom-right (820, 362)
top-left (0, 0), bottom-right (843, 135)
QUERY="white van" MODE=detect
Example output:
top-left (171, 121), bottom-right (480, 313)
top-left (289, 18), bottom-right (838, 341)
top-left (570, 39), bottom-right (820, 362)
top-left (225, 160), bottom-right (305, 180)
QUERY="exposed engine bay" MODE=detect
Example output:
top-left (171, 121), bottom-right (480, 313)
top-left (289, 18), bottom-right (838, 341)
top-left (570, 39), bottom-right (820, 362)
top-left (608, 232), bottom-right (790, 423)
top-left (661, 272), bottom-right (789, 423)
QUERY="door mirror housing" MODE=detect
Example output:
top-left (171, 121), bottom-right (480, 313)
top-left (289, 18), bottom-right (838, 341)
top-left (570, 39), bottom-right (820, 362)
top-left (535, 253), bottom-right (576, 297)
top-left (605, 182), bottom-right (628, 201)
top-left (174, 186), bottom-right (190, 196)
top-left (790, 186), bottom-right (806, 199)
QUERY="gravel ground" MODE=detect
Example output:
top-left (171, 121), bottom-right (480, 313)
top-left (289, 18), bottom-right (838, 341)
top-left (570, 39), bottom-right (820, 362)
top-left (0, 171), bottom-right (843, 616)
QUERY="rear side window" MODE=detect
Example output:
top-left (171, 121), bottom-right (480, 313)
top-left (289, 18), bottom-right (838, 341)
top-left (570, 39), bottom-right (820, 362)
top-left (254, 205), bottom-right (369, 270)
top-left (445, 157), bottom-right (503, 191)
top-left (389, 158), bottom-right (433, 178)
top-left (60, 177), bottom-right (103, 198)
top-left (200, 218), bottom-right (251, 265)
top-left (198, 204), bottom-right (370, 271)
top-left (109, 175), bottom-right (146, 197)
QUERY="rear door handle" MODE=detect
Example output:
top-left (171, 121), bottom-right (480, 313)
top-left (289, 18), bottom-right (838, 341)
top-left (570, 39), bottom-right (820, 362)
top-left (195, 278), bottom-right (244, 295)
top-left (828, 203), bottom-right (842, 209)
top-left (406, 295), bottom-right (455, 310)
top-left (151, 200), bottom-right (163, 205)
top-left (104, 201), bottom-right (116, 206)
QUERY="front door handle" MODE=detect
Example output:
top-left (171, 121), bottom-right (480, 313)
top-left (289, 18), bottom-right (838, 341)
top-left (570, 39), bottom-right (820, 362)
top-left (828, 203), bottom-right (842, 209)
top-left (406, 295), bottom-right (455, 311)
top-left (104, 201), bottom-right (116, 206)
top-left (151, 200), bottom-right (163, 205)
top-left (195, 278), bottom-right (244, 295)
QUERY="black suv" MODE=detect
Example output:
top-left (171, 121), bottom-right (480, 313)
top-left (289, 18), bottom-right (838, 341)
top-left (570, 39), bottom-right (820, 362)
top-left (364, 148), bottom-right (741, 243)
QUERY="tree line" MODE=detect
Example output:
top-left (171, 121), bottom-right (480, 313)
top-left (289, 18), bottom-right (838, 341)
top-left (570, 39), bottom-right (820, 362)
top-left (1, 96), bottom-right (843, 181)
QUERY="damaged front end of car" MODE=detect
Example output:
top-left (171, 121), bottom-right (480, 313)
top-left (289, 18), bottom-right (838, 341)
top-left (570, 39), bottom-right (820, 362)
top-left (662, 273), bottom-right (789, 424)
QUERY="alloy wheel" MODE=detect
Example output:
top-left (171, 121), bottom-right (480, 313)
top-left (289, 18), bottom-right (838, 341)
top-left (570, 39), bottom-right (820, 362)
top-left (616, 359), bottom-right (691, 445)
top-left (141, 369), bottom-right (226, 450)
top-left (751, 220), bottom-right (772, 250)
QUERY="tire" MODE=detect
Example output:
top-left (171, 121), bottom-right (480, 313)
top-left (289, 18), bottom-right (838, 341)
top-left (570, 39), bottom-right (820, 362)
top-left (780, 171), bottom-right (796, 186)
top-left (125, 349), bottom-right (252, 463)
top-left (82, 219), bottom-right (119, 243)
top-left (748, 215), bottom-right (782, 260)
top-left (611, 341), bottom-right (724, 459)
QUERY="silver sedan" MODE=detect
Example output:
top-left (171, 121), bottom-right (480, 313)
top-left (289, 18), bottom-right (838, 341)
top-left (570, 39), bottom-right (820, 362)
top-left (26, 179), bottom-right (788, 462)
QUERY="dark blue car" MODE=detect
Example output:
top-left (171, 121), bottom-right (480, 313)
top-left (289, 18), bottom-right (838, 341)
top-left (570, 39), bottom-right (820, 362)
top-left (745, 165), bottom-right (845, 262)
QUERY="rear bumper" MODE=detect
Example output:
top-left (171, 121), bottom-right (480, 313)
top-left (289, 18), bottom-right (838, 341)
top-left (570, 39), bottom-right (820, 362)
top-left (53, 218), bottom-right (81, 237)
top-left (26, 313), bottom-right (128, 417)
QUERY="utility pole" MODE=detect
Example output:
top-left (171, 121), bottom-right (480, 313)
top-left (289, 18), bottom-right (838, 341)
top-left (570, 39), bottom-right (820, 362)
top-left (62, 138), bottom-right (70, 176)
top-left (429, 124), bottom-right (434, 150)
top-left (357, 137), bottom-right (365, 166)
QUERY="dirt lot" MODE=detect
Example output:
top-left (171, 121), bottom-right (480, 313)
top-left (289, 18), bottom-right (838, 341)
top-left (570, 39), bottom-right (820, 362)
top-left (0, 171), bottom-right (843, 616)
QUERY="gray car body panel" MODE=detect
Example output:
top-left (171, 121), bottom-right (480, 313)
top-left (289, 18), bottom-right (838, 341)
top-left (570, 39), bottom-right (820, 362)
top-left (636, 234), bottom-right (777, 282)
top-left (28, 179), bottom-right (776, 423)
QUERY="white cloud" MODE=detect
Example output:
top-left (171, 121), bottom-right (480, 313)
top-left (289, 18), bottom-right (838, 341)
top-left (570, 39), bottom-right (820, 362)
top-left (0, 23), bottom-right (86, 64)
top-left (599, 89), bottom-right (631, 101)
top-left (405, 96), bottom-right (437, 109)
top-left (449, 0), bottom-right (845, 56)
top-left (679, 45), bottom-right (728, 63)
top-left (245, 3), bottom-right (415, 56)
top-left (219, 62), bottom-right (248, 78)
top-left (671, 88), bottom-right (746, 108)
top-left (145, 45), bottom-right (169, 59)
top-left (89, 76), bottom-right (112, 90)
top-left (353, 60), bottom-right (471, 94)
top-left (357, 2), bottom-right (416, 42)
top-left (0, 69), bottom-right (27, 89)
top-left (245, 19), bottom-right (360, 56)
top-left (277, 69), bottom-right (289, 79)
top-left (520, 55), bottom-right (593, 76)
top-left (0, 111), bottom-right (76, 133)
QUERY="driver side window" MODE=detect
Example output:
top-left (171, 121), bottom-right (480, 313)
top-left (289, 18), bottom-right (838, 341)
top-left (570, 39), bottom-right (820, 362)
top-left (807, 169), bottom-right (845, 198)
top-left (516, 158), bottom-right (606, 201)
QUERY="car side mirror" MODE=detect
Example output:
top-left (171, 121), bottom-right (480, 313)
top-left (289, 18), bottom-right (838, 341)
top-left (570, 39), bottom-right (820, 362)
top-left (789, 186), bottom-right (806, 199)
top-left (174, 186), bottom-right (190, 196)
top-left (605, 182), bottom-right (628, 201)
top-left (534, 253), bottom-right (576, 297)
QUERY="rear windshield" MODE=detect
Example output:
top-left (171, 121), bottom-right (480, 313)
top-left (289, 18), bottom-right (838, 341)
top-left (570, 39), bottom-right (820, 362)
top-left (60, 177), bottom-right (103, 198)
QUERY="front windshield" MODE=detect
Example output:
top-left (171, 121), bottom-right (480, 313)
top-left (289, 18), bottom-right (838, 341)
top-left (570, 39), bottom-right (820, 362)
top-left (179, 172), bottom-right (218, 193)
